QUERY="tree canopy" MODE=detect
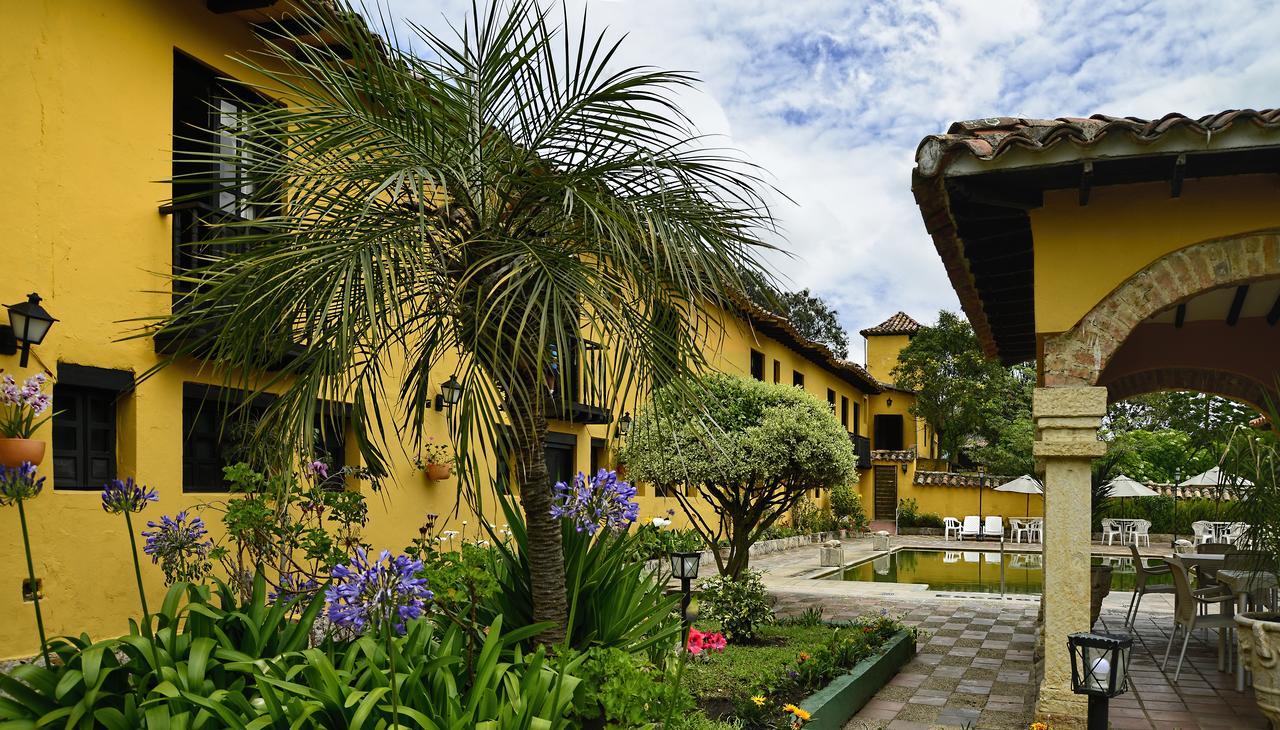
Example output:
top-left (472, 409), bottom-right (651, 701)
top-left (742, 277), bottom-right (850, 358)
top-left (621, 373), bottom-right (855, 577)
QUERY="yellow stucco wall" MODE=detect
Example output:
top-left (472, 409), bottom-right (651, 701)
top-left (1031, 174), bottom-right (1280, 335)
top-left (865, 334), bottom-right (910, 384)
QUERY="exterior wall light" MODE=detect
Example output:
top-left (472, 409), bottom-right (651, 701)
top-left (617, 411), bottom-right (633, 437)
top-left (1068, 631), bottom-right (1133, 730)
top-left (886, 397), bottom-right (893, 407)
top-left (669, 550), bottom-right (701, 630)
top-left (434, 375), bottom-right (463, 410)
top-left (901, 461), bottom-right (909, 474)
top-left (1, 293), bottom-right (57, 368)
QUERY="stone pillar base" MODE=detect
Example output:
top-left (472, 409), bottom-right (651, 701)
top-left (1035, 687), bottom-right (1089, 730)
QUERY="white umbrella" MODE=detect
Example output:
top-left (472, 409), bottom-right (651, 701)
top-left (994, 474), bottom-right (1044, 516)
top-left (1179, 466), bottom-right (1253, 488)
top-left (1104, 474), bottom-right (1160, 498)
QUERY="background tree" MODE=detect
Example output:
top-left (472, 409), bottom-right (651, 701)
top-left (621, 374), bottom-right (856, 577)
top-left (892, 311), bottom-right (1028, 465)
top-left (145, 0), bottom-right (777, 639)
top-left (743, 280), bottom-right (850, 358)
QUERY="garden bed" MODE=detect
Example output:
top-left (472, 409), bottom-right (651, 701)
top-left (683, 615), bottom-right (912, 728)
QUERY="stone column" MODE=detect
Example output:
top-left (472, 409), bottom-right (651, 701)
top-left (1033, 386), bottom-right (1108, 728)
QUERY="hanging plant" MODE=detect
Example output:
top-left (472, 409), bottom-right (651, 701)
top-left (0, 372), bottom-right (55, 467)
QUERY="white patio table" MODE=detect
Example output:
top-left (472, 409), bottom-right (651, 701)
top-left (1218, 568), bottom-right (1279, 692)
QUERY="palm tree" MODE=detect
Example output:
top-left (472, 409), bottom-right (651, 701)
top-left (146, 0), bottom-right (778, 637)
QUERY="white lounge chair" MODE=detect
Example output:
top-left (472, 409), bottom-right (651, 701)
top-left (960, 516), bottom-right (981, 540)
top-left (1131, 519), bottom-right (1152, 547)
top-left (984, 551), bottom-right (1000, 564)
top-left (1191, 521), bottom-right (1214, 546)
top-left (1101, 518), bottom-right (1123, 545)
top-left (982, 516), bottom-right (1004, 540)
top-left (944, 517), bottom-right (963, 541)
top-left (943, 551), bottom-right (961, 564)
top-left (963, 552), bottom-right (979, 563)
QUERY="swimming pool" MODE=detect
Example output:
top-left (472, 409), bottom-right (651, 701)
top-left (820, 549), bottom-right (1168, 595)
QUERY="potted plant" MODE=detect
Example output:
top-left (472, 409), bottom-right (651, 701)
top-left (415, 440), bottom-right (454, 481)
top-left (1223, 411), bottom-right (1280, 726)
top-left (0, 372), bottom-right (55, 468)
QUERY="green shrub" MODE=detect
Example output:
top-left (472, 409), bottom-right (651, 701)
top-left (914, 512), bottom-right (945, 529)
top-left (567, 647), bottom-right (694, 727)
top-left (830, 484), bottom-right (868, 532)
top-left (697, 571), bottom-right (773, 643)
top-left (897, 497), bottom-right (919, 525)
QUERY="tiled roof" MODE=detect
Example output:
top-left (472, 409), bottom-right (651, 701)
top-left (734, 298), bottom-right (883, 394)
top-left (859, 312), bottom-right (923, 337)
top-left (870, 448), bottom-right (916, 462)
top-left (913, 471), bottom-right (1010, 488)
top-left (915, 109), bottom-right (1280, 178)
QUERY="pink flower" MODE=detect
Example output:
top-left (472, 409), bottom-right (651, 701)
top-left (705, 632), bottom-right (727, 652)
top-left (686, 628), bottom-right (705, 656)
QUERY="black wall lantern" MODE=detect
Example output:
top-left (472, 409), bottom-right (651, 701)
top-left (669, 550), bottom-right (701, 630)
top-left (434, 375), bottom-right (463, 411)
top-left (617, 411), bottom-right (633, 437)
top-left (1067, 631), bottom-right (1133, 730)
top-left (0, 293), bottom-right (57, 368)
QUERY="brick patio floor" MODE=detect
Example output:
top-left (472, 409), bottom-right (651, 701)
top-left (756, 535), bottom-right (1272, 730)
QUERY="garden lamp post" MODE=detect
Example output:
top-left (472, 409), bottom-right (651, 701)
top-left (434, 375), bottom-right (463, 410)
top-left (2, 293), bottom-right (57, 368)
top-left (1068, 631), bottom-right (1133, 730)
top-left (670, 550), bottom-right (701, 631)
top-left (617, 411), bottom-right (632, 437)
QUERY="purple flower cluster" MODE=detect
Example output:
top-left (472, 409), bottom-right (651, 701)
top-left (549, 469), bottom-right (640, 535)
top-left (325, 548), bottom-right (433, 636)
top-left (142, 511), bottom-right (213, 584)
top-left (304, 460), bottom-right (329, 480)
top-left (100, 477), bottom-right (159, 514)
top-left (269, 572), bottom-right (321, 605)
top-left (0, 462), bottom-right (44, 505)
top-left (1, 373), bottom-right (51, 415)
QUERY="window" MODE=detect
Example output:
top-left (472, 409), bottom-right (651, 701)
top-left (873, 414), bottom-right (905, 451)
top-left (841, 396), bottom-right (849, 429)
top-left (852, 402), bottom-right (861, 435)
top-left (52, 385), bottom-right (117, 490)
top-left (182, 384), bottom-right (268, 492)
top-left (792, 370), bottom-right (805, 389)
top-left (827, 388), bottom-right (836, 412)
top-left (772, 360), bottom-right (781, 384)
top-left (750, 350), bottom-right (765, 381)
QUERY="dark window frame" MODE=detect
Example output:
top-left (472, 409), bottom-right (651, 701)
top-left (827, 388), bottom-right (836, 412)
top-left (792, 370), bottom-right (805, 389)
top-left (749, 349), bottom-right (765, 381)
top-left (52, 384), bottom-right (120, 491)
top-left (772, 360), bottom-right (781, 384)
top-left (841, 396), bottom-right (849, 429)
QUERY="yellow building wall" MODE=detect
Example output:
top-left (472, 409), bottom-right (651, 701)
top-left (1031, 174), bottom-right (1280, 335)
top-left (864, 334), bottom-right (910, 384)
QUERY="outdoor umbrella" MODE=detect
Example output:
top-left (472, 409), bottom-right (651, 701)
top-left (994, 474), bottom-right (1044, 517)
top-left (1104, 474), bottom-right (1160, 498)
top-left (1179, 466), bottom-right (1252, 521)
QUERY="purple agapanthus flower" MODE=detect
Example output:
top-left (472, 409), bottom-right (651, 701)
top-left (549, 469), bottom-right (640, 535)
top-left (100, 477), bottom-right (158, 514)
top-left (141, 511), bottom-right (214, 584)
top-left (0, 462), bottom-right (44, 505)
top-left (304, 460), bottom-right (329, 479)
top-left (269, 572), bottom-right (321, 605)
top-left (325, 548), bottom-right (432, 636)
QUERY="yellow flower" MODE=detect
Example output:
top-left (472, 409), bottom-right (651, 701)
top-left (1030, 723), bottom-right (1049, 730)
top-left (783, 703), bottom-right (812, 721)
top-left (751, 695), bottom-right (766, 707)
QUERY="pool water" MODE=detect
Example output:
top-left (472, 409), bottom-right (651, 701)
top-left (822, 549), bottom-right (1171, 595)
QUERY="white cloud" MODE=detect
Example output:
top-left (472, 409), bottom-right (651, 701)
top-left (379, 0), bottom-right (1280, 340)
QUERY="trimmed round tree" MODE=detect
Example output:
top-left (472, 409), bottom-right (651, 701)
top-left (622, 373), bottom-right (856, 577)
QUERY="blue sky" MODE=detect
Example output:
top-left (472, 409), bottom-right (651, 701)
top-left (382, 0), bottom-right (1280, 347)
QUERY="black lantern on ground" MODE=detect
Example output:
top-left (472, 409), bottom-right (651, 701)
top-left (434, 375), bottom-right (463, 410)
top-left (1, 294), bottom-right (57, 368)
top-left (1068, 632), bottom-right (1133, 730)
top-left (617, 411), bottom-right (633, 437)
top-left (669, 550), bottom-right (701, 630)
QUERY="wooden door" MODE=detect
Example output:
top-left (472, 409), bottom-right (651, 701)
top-left (873, 465), bottom-right (898, 520)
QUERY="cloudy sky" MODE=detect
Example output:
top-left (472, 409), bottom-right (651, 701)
top-left (378, 0), bottom-right (1279, 341)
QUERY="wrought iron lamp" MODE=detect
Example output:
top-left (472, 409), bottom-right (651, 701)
top-left (617, 411), bottom-right (633, 437)
top-left (1068, 631), bottom-right (1133, 730)
top-left (669, 550), bottom-right (701, 629)
top-left (434, 375), bottom-right (463, 410)
top-left (0, 293), bottom-right (57, 368)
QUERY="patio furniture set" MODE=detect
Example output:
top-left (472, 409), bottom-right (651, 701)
top-left (943, 515), bottom-right (1043, 543)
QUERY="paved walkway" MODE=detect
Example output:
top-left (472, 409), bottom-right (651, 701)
top-left (752, 534), bottom-right (1271, 730)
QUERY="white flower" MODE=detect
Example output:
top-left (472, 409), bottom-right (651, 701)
top-left (651, 517), bottom-right (672, 528)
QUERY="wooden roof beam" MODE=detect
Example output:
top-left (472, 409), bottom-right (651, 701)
top-left (1227, 285), bottom-right (1249, 326)
top-left (208, 0), bottom-right (278, 12)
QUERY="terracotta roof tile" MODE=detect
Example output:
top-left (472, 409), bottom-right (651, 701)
top-left (913, 471), bottom-right (1010, 488)
top-left (915, 109), bottom-right (1280, 178)
top-left (859, 312), bottom-right (923, 337)
top-left (734, 297), bottom-right (883, 394)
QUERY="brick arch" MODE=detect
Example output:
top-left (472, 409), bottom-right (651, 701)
top-left (1043, 228), bottom-right (1280, 387)
top-left (1104, 368), bottom-right (1269, 411)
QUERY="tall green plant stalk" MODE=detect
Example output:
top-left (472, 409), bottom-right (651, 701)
top-left (383, 623), bottom-right (401, 728)
top-left (15, 497), bottom-right (50, 667)
top-left (122, 510), bottom-right (151, 624)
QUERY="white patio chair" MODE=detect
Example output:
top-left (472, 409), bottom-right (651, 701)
top-left (1030, 519), bottom-right (1044, 543)
top-left (982, 516), bottom-right (1003, 540)
top-left (1191, 521), bottom-right (1214, 546)
top-left (1009, 519), bottom-right (1029, 544)
top-left (1131, 519), bottom-right (1152, 547)
top-left (1101, 518), bottom-right (1123, 545)
top-left (960, 516), bottom-right (981, 540)
top-left (1163, 556), bottom-right (1236, 681)
top-left (1223, 522), bottom-right (1248, 545)
top-left (943, 517), bottom-right (963, 541)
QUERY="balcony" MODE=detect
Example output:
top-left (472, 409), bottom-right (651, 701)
top-left (850, 433), bottom-right (871, 470)
top-left (546, 339), bottom-right (613, 426)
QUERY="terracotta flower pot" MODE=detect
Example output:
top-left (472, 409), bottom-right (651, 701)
top-left (1237, 612), bottom-right (1280, 726)
top-left (426, 463), bottom-right (451, 481)
top-left (0, 438), bottom-right (45, 468)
